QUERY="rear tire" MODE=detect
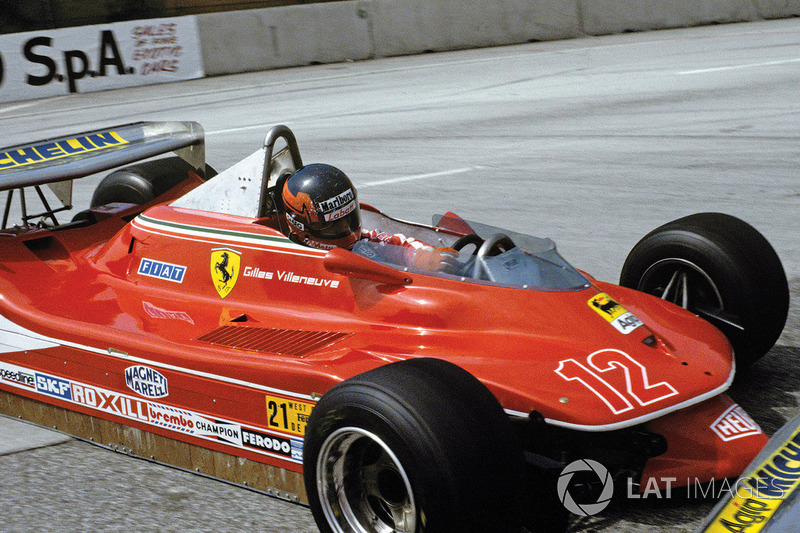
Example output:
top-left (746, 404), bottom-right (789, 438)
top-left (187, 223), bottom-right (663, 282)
top-left (90, 156), bottom-right (214, 207)
top-left (303, 358), bottom-right (526, 533)
top-left (620, 213), bottom-right (788, 367)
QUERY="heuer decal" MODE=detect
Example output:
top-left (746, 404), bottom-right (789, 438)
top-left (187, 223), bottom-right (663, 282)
top-left (711, 404), bottom-right (762, 442)
top-left (588, 293), bottom-right (643, 335)
top-left (556, 349), bottom-right (678, 415)
top-left (210, 247), bottom-right (241, 298)
top-left (125, 365), bottom-right (168, 399)
top-left (138, 258), bottom-right (186, 283)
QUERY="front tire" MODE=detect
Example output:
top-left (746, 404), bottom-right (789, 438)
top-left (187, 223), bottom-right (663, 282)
top-left (303, 358), bottom-right (526, 533)
top-left (620, 213), bottom-right (788, 367)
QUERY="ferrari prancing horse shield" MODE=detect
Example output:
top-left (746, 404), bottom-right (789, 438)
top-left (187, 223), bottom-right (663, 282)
top-left (210, 247), bottom-right (241, 298)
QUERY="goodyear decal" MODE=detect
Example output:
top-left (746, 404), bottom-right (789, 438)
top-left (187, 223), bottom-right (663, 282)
top-left (0, 130), bottom-right (129, 171)
top-left (588, 293), bottom-right (643, 335)
top-left (703, 424), bottom-right (800, 532)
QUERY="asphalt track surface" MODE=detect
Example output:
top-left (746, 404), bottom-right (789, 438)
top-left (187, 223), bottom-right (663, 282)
top-left (1, 18), bottom-right (799, 533)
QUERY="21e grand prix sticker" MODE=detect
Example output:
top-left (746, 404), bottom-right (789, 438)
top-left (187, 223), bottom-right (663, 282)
top-left (588, 293), bottom-right (643, 335)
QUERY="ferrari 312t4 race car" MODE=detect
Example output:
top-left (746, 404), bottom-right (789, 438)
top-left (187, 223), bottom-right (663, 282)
top-left (0, 122), bottom-right (789, 533)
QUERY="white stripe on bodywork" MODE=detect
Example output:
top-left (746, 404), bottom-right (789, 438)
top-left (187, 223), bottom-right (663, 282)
top-left (0, 315), bottom-right (319, 401)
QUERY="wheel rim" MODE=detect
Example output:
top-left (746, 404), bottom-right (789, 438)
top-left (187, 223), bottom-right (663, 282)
top-left (637, 258), bottom-right (724, 312)
top-left (317, 427), bottom-right (416, 533)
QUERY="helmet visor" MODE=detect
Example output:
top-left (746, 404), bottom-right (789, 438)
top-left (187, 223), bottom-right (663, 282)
top-left (308, 208), bottom-right (361, 240)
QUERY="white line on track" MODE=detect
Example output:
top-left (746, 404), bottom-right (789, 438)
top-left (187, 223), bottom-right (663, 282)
top-left (678, 57), bottom-right (800, 74)
top-left (359, 166), bottom-right (482, 188)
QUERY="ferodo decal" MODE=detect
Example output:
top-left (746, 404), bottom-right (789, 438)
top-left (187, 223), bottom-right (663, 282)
top-left (588, 293), bottom-right (643, 335)
top-left (210, 247), bottom-right (241, 298)
top-left (0, 130), bottom-right (129, 171)
top-left (555, 349), bottom-right (678, 415)
top-left (265, 394), bottom-right (313, 436)
top-left (0, 360), bottom-right (304, 463)
top-left (703, 424), bottom-right (800, 533)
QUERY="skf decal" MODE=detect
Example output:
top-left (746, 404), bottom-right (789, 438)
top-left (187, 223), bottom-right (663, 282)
top-left (138, 258), bottom-right (186, 283)
top-left (703, 425), bottom-right (800, 533)
top-left (125, 365), bottom-right (169, 399)
top-left (265, 394), bottom-right (313, 436)
top-left (588, 293), bottom-right (643, 335)
top-left (210, 247), bottom-right (241, 298)
top-left (0, 130), bottom-right (128, 171)
top-left (556, 349), bottom-right (678, 415)
top-left (710, 404), bottom-right (762, 442)
top-left (35, 374), bottom-right (72, 400)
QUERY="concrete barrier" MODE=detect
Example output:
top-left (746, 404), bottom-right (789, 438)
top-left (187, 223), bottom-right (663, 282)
top-left (580, 0), bottom-right (759, 35)
top-left (169, 1), bottom-right (800, 76)
top-left (198, 1), bottom-right (371, 75)
top-left (364, 0), bottom-right (581, 57)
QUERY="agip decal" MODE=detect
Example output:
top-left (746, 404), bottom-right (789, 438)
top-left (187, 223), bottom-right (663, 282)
top-left (588, 293), bottom-right (643, 335)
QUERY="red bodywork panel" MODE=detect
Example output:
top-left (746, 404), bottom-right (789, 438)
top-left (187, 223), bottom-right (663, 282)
top-left (0, 199), bottom-right (767, 484)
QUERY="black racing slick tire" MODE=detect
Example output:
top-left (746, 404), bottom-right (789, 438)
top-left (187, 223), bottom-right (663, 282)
top-left (90, 156), bottom-right (215, 208)
top-left (620, 213), bottom-right (788, 367)
top-left (303, 358), bottom-right (527, 533)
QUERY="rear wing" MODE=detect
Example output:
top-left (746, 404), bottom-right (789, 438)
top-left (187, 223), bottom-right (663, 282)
top-left (0, 122), bottom-right (204, 227)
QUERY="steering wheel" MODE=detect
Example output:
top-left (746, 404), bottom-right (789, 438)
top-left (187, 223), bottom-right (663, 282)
top-left (472, 233), bottom-right (516, 280)
top-left (451, 233), bottom-right (484, 253)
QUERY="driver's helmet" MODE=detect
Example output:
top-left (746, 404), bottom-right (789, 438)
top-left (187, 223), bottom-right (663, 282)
top-left (281, 163), bottom-right (361, 250)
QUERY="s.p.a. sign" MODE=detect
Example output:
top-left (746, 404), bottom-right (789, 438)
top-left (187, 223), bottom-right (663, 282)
top-left (0, 16), bottom-right (204, 103)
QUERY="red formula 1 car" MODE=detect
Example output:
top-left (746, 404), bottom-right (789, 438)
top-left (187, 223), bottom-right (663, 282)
top-left (0, 122), bottom-right (789, 532)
